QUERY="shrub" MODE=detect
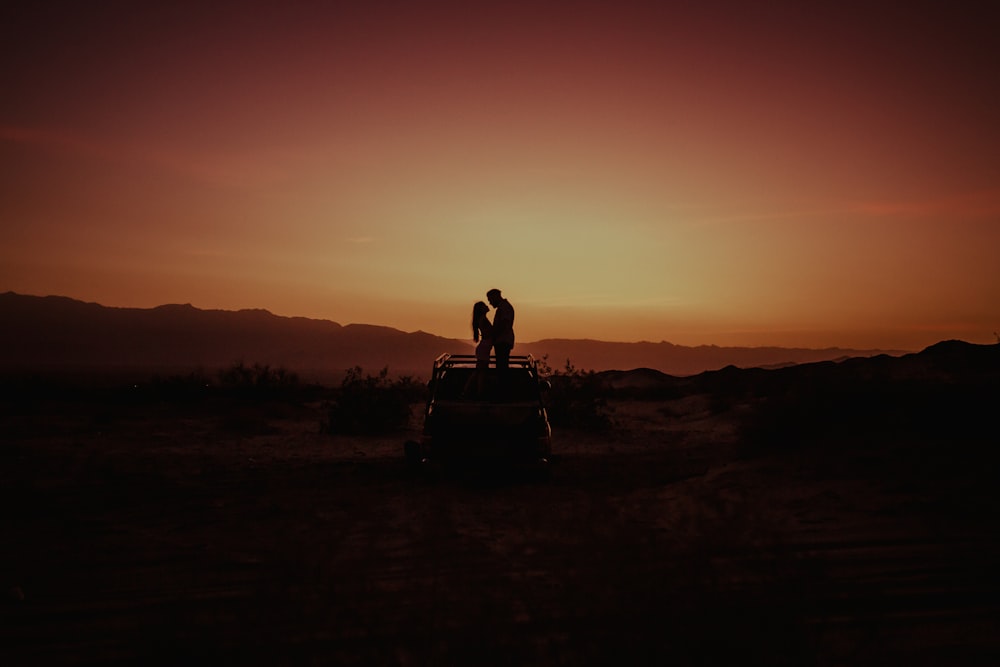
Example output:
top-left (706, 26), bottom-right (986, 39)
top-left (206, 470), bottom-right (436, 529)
top-left (539, 357), bottom-right (615, 431)
top-left (150, 370), bottom-right (212, 404)
top-left (323, 366), bottom-right (425, 435)
top-left (218, 362), bottom-right (300, 395)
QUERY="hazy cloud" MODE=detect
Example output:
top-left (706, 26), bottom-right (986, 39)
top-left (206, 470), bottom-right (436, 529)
top-left (855, 190), bottom-right (1000, 218)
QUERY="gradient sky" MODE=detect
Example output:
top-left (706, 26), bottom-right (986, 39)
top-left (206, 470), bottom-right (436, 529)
top-left (3, 1), bottom-right (998, 350)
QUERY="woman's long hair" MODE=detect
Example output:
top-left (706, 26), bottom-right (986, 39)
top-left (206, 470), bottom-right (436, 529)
top-left (471, 301), bottom-right (489, 342)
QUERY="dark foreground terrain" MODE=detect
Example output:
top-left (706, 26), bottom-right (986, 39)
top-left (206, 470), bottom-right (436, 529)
top-left (3, 343), bottom-right (1000, 665)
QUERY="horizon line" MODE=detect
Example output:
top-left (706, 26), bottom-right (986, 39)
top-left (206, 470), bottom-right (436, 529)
top-left (1, 290), bottom-right (929, 353)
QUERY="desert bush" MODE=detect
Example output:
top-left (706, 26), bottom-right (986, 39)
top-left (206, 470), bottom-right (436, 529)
top-left (217, 362), bottom-right (300, 397)
top-left (322, 366), bottom-right (425, 435)
top-left (149, 370), bottom-right (212, 404)
top-left (539, 357), bottom-right (615, 431)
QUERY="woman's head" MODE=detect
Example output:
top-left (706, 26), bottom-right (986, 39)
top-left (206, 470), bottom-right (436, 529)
top-left (471, 301), bottom-right (489, 341)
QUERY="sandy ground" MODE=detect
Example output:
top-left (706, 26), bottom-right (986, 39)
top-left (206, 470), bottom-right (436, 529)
top-left (2, 393), bottom-right (999, 665)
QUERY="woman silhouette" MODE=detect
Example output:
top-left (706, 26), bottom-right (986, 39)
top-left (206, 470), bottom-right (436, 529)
top-left (463, 300), bottom-right (493, 397)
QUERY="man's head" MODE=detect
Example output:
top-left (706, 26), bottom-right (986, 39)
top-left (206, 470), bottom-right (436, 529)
top-left (486, 288), bottom-right (502, 307)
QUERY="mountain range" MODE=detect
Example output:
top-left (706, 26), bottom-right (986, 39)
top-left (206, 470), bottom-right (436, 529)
top-left (0, 292), bottom-right (908, 379)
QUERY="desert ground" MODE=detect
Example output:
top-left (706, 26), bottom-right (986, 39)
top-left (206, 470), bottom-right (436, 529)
top-left (2, 363), bottom-right (999, 665)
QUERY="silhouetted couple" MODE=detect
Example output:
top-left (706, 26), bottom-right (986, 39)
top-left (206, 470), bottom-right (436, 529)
top-left (464, 288), bottom-right (514, 398)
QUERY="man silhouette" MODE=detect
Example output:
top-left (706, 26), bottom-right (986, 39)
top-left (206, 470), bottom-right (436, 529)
top-left (486, 288), bottom-right (514, 371)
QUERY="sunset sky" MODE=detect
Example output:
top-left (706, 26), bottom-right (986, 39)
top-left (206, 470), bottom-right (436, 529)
top-left (3, 1), bottom-right (998, 350)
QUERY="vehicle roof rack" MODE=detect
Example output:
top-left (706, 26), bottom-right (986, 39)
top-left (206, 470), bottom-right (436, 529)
top-left (432, 353), bottom-right (538, 371)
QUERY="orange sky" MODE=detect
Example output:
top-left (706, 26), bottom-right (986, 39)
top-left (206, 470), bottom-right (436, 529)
top-left (3, 1), bottom-right (998, 350)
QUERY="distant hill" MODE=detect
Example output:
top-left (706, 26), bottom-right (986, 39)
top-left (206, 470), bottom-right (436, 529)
top-left (0, 292), bottom-right (907, 379)
top-left (517, 338), bottom-right (904, 378)
top-left (603, 339), bottom-right (999, 454)
top-left (598, 339), bottom-right (1000, 396)
top-left (0, 292), bottom-right (464, 380)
